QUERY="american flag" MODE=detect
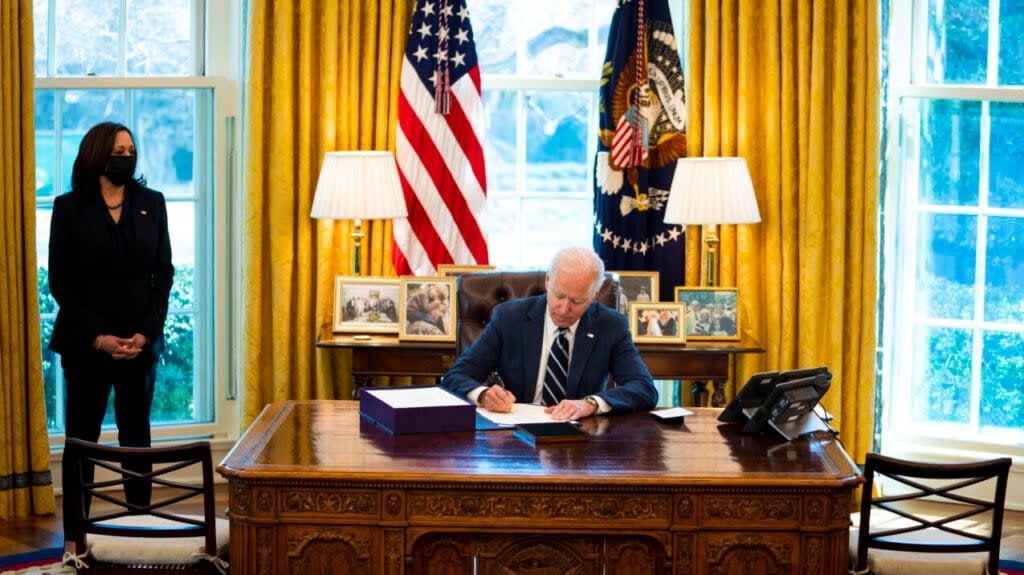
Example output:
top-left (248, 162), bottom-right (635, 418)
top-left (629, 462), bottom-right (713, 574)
top-left (392, 0), bottom-right (488, 276)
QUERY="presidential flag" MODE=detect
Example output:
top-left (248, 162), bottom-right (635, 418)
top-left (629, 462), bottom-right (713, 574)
top-left (594, 0), bottom-right (687, 301)
top-left (392, 0), bottom-right (488, 276)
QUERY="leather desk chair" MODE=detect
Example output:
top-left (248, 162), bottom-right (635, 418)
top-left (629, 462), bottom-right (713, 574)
top-left (455, 270), bottom-right (620, 355)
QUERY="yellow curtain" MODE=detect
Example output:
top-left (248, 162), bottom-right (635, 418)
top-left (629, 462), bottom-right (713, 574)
top-left (0, 0), bottom-right (57, 518)
top-left (242, 0), bottom-right (413, 427)
top-left (687, 0), bottom-right (880, 464)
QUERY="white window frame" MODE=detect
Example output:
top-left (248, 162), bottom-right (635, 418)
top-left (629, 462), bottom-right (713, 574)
top-left (478, 2), bottom-right (684, 268)
top-left (35, 0), bottom-right (242, 450)
top-left (880, 0), bottom-right (1024, 509)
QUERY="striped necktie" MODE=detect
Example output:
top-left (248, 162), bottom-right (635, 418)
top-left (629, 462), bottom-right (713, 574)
top-left (542, 327), bottom-right (570, 406)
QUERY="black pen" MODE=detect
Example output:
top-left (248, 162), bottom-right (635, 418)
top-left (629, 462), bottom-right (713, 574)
top-left (491, 371), bottom-right (506, 389)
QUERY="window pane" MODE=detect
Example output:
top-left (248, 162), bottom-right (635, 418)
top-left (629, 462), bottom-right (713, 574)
top-left (984, 216), bottom-right (1024, 323)
top-left (915, 213), bottom-right (976, 319)
top-left (911, 98), bottom-right (981, 206)
top-left (32, 0), bottom-right (47, 76)
top-left (132, 89), bottom-right (198, 197)
top-left (520, 5), bottom-right (590, 76)
top-left (168, 202), bottom-right (196, 310)
top-left (474, 4), bottom-right (516, 74)
top-left (35, 88), bottom-right (202, 430)
top-left (988, 102), bottom-right (1024, 208)
top-left (36, 208), bottom-right (52, 280)
top-left (524, 91), bottom-right (591, 193)
top-left (998, 0), bottom-right (1024, 85)
top-left (153, 312), bottom-right (198, 423)
top-left (980, 331), bottom-right (1024, 429)
top-left (911, 326), bottom-right (972, 424)
top-left (483, 91), bottom-right (518, 191)
top-left (37, 207), bottom-right (61, 432)
top-left (126, 0), bottom-right (195, 75)
top-left (62, 89), bottom-right (128, 133)
top-left (486, 196), bottom-right (521, 266)
top-left (41, 318), bottom-right (60, 431)
top-left (927, 0), bottom-right (988, 84)
top-left (54, 0), bottom-right (120, 76)
top-left (520, 197), bottom-right (593, 263)
top-left (34, 92), bottom-right (58, 199)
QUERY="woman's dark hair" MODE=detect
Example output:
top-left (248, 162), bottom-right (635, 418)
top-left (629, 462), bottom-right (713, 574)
top-left (70, 121), bottom-right (146, 196)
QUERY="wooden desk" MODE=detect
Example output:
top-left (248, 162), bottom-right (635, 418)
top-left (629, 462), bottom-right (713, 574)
top-left (218, 400), bottom-right (861, 574)
top-left (317, 330), bottom-right (765, 406)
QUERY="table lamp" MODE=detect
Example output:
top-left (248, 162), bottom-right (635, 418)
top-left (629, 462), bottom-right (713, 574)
top-left (310, 151), bottom-right (408, 276)
top-left (663, 157), bottom-right (761, 286)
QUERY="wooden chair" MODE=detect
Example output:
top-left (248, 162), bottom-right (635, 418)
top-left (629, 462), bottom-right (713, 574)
top-left (62, 438), bottom-right (229, 574)
top-left (850, 452), bottom-right (1011, 575)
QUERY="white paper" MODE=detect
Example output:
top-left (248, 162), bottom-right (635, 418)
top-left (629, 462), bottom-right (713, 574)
top-left (365, 386), bottom-right (468, 408)
top-left (651, 407), bottom-right (694, 419)
top-left (477, 403), bottom-right (564, 427)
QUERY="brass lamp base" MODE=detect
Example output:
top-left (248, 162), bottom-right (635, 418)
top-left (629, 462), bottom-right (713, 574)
top-left (704, 224), bottom-right (720, 287)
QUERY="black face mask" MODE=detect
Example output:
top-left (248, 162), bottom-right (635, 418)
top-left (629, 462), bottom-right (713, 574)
top-left (105, 155), bottom-right (137, 186)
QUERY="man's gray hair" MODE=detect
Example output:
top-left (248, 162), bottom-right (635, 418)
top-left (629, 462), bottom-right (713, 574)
top-left (548, 246), bottom-right (605, 297)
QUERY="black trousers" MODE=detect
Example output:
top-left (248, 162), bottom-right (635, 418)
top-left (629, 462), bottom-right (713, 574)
top-left (61, 347), bottom-right (156, 517)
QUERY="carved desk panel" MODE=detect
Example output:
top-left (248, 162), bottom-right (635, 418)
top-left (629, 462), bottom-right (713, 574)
top-left (218, 400), bottom-right (861, 575)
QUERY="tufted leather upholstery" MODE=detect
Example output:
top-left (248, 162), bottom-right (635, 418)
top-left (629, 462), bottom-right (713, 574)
top-left (455, 270), bottom-right (620, 355)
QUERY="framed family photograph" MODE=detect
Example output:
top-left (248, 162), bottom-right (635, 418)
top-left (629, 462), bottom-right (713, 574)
top-left (399, 277), bottom-right (457, 342)
top-left (674, 287), bottom-right (740, 341)
top-left (629, 302), bottom-right (686, 345)
top-left (436, 263), bottom-right (497, 277)
top-left (613, 270), bottom-right (659, 313)
top-left (333, 277), bottom-right (401, 334)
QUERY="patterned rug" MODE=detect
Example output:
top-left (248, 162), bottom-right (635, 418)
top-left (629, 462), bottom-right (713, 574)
top-left (0, 548), bottom-right (67, 575)
top-left (1003, 558), bottom-right (1024, 575)
top-left (0, 563), bottom-right (71, 575)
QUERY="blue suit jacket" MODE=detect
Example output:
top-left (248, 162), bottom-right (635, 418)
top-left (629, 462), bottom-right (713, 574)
top-left (442, 295), bottom-right (657, 413)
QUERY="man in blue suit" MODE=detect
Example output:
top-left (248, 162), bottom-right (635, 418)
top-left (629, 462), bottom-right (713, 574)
top-left (442, 247), bottom-right (658, 420)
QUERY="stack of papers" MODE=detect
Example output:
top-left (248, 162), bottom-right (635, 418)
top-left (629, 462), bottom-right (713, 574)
top-left (477, 403), bottom-right (567, 428)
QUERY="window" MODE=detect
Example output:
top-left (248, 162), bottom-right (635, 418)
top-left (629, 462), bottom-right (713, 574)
top-left (33, 0), bottom-right (240, 443)
top-left (471, 1), bottom-right (684, 408)
top-left (473, 0), bottom-right (683, 267)
top-left (881, 1), bottom-right (1024, 456)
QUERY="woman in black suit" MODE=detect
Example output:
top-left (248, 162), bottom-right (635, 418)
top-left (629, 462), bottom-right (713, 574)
top-left (48, 121), bottom-right (173, 512)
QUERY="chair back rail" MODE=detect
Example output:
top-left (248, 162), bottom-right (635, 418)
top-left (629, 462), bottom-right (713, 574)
top-left (853, 452), bottom-right (1012, 575)
top-left (63, 438), bottom-right (222, 574)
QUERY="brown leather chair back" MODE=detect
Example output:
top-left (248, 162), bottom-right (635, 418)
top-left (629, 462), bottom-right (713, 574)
top-left (455, 270), bottom-right (620, 354)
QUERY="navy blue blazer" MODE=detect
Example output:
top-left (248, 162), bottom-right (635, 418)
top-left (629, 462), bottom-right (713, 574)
top-left (442, 294), bottom-right (658, 413)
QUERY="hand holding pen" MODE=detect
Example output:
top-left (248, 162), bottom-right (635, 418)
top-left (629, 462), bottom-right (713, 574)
top-left (479, 372), bottom-right (515, 413)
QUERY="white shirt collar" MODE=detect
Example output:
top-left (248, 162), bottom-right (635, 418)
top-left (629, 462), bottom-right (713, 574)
top-left (544, 309), bottom-right (580, 338)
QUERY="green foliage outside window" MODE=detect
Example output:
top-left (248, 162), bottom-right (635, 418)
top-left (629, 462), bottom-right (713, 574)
top-left (37, 264), bottom-right (197, 431)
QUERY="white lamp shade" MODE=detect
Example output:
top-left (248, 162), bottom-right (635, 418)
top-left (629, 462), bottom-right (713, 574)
top-left (663, 157), bottom-right (761, 225)
top-left (309, 151), bottom-right (408, 221)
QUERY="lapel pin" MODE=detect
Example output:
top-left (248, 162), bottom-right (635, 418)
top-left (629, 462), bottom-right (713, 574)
top-left (140, 210), bottom-right (148, 215)
top-left (587, 333), bottom-right (594, 338)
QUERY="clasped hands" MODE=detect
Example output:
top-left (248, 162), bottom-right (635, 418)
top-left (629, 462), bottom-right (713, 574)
top-left (95, 333), bottom-right (148, 360)
top-left (479, 385), bottom-right (597, 420)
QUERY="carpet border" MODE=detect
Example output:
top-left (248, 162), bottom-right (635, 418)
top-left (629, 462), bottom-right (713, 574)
top-left (0, 548), bottom-right (62, 570)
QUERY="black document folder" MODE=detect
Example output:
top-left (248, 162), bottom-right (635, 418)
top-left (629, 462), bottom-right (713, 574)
top-left (514, 422), bottom-right (588, 447)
